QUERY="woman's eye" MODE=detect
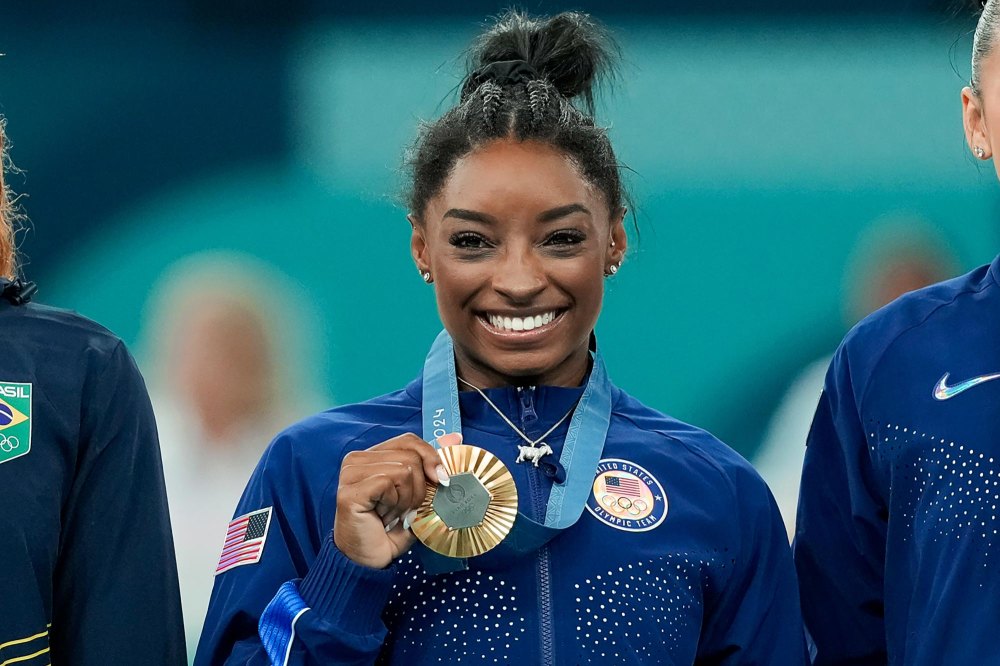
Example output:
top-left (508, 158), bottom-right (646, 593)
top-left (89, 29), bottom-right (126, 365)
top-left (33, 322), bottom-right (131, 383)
top-left (449, 232), bottom-right (492, 249)
top-left (545, 230), bottom-right (586, 246)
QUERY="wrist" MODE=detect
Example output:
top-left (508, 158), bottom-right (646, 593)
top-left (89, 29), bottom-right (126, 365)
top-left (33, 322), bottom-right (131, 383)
top-left (298, 533), bottom-right (395, 634)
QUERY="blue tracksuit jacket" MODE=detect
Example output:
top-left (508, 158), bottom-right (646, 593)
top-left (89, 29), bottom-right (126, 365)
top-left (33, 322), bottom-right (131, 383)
top-left (795, 254), bottom-right (1000, 664)
top-left (0, 281), bottom-right (185, 664)
top-left (197, 373), bottom-right (806, 665)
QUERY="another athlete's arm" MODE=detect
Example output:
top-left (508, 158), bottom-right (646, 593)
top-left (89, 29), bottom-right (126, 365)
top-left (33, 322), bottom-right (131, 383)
top-left (52, 340), bottom-right (186, 664)
top-left (794, 346), bottom-right (888, 664)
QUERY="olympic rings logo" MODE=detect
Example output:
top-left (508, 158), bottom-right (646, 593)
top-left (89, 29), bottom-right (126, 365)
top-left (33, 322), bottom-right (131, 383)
top-left (0, 434), bottom-right (20, 453)
top-left (600, 493), bottom-right (649, 517)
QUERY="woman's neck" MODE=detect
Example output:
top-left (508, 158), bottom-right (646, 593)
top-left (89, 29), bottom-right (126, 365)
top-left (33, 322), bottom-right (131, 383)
top-left (453, 344), bottom-right (590, 390)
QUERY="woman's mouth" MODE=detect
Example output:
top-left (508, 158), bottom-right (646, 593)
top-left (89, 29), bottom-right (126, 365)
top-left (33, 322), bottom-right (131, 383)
top-left (480, 310), bottom-right (565, 334)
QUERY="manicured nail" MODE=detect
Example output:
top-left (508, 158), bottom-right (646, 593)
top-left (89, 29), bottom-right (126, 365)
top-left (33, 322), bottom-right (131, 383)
top-left (438, 432), bottom-right (463, 447)
top-left (384, 517), bottom-right (400, 532)
top-left (403, 510), bottom-right (418, 531)
top-left (436, 464), bottom-right (451, 487)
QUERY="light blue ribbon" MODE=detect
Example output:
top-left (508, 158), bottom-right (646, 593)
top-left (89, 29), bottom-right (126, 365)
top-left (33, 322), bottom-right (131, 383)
top-left (418, 330), bottom-right (612, 573)
top-left (421, 330), bottom-right (464, 445)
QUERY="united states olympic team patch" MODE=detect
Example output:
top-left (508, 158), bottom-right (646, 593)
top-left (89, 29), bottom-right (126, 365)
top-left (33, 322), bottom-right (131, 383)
top-left (585, 458), bottom-right (668, 532)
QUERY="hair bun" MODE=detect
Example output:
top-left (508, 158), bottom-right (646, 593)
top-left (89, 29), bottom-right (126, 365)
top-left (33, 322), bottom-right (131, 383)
top-left (467, 11), bottom-right (618, 113)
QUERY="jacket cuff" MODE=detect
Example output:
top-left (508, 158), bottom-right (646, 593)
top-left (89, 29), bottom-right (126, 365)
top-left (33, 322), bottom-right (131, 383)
top-left (297, 534), bottom-right (395, 635)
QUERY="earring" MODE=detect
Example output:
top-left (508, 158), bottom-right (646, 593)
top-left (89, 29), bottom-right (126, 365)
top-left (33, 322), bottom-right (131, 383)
top-left (976, 146), bottom-right (987, 159)
top-left (610, 238), bottom-right (616, 248)
top-left (605, 263), bottom-right (619, 277)
top-left (421, 270), bottom-right (432, 283)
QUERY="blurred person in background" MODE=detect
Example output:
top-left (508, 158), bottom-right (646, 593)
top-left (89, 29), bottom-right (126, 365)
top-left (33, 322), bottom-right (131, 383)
top-left (196, 11), bottom-right (806, 665)
top-left (754, 217), bottom-right (955, 538)
top-left (0, 119), bottom-right (185, 662)
top-left (794, 1), bottom-right (1000, 662)
top-left (141, 252), bottom-right (325, 658)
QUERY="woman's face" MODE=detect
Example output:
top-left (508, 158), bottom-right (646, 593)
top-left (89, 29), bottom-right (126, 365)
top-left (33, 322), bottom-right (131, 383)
top-left (964, 49), bottom-right (1000, 176)
top-left (411, 139), bottom-right (626, 388)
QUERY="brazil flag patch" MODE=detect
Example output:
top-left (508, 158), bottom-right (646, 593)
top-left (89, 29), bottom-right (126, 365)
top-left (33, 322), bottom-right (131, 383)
top-left (0, 382), bottom-right (31, 465)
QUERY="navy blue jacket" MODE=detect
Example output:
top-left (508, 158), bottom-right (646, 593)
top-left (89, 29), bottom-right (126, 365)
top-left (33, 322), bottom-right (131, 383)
top-left (0, 289), bottom-right (186, 665)
top-left (795, 255), bottom-right (1000, 664)
top-left (197, 376), bottom-right (806, 665)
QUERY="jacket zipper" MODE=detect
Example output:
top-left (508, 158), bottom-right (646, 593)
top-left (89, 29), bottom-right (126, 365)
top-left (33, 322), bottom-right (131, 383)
top-left (518, 387), bottom-right (554, 665)
top-left (537, 545), bottom-right (554, 665)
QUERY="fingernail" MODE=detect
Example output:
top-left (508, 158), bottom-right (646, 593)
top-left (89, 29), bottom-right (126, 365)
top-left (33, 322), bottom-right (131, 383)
top-left (436, 464), bottom-right (451, 487)
top-left (384, 517), bottom-right (400, 532)
top-left (438, 432), bottom-right (463, 447)
top-left (403, 510), bottom-right (418, 531)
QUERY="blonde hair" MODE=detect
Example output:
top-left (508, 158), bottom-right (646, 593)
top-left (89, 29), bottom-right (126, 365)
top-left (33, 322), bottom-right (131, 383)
top-left (0, 117), bottom-right (17, 279)
top-left (973, 0), bottom-right (1000, 94)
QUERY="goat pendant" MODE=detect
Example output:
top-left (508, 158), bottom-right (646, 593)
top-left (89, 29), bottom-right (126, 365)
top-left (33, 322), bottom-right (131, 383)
top-left (516, 442), bottom-right (553, 466)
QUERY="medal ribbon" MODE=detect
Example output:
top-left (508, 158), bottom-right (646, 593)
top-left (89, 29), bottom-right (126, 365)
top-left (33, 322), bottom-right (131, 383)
top-left (421, 329), bottom-right (464, 446)
top-left (419, 329), bottom-right (612, 572)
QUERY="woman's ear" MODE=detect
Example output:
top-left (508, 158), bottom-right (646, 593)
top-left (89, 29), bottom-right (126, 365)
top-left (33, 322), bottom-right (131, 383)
top-left (963, 87), bottom-right (993, 160)
top-left (409, 213), bottom-right (431, 277)
top-left (608, 207), bottom-right (628, 265)
top-left (406, 213), bottom-right (433, 284)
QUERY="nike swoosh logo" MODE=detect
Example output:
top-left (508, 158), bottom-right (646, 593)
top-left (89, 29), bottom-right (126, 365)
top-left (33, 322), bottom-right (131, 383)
top-left (933, 372), bottom-right (1000, 400)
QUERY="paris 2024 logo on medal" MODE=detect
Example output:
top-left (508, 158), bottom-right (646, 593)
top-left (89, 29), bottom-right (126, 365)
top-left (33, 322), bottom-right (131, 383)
top-left (585, 458), bottom-right (667, 532)
top-left (0, 382), bottom-right (31, 465)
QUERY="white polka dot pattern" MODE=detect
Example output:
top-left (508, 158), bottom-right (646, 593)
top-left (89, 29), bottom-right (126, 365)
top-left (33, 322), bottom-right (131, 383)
top-left (872, 422), bottom-right (1000, 582)
top-left (379, 555), bottom-right (526, 664)
top-left (377, 551), bottom-right (712, 664)
top-left (570, 556), bottom-right (707, 664)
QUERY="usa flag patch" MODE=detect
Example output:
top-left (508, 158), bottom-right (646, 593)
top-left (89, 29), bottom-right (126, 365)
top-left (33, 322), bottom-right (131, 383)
top-left (215, 507), bottom-right (273, 575)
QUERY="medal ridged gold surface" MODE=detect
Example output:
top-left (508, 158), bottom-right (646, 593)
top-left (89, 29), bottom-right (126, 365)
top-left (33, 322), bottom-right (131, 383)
top-left (411, 444), bottom-right (518, 558)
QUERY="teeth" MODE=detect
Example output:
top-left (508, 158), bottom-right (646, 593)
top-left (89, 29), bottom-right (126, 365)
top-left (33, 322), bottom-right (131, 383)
top-left (486, 311), bottom-right (559, 332)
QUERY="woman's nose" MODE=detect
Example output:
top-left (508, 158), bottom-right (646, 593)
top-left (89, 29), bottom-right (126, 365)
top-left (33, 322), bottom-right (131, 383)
top-left (491, 246), bottom-right (546, 303)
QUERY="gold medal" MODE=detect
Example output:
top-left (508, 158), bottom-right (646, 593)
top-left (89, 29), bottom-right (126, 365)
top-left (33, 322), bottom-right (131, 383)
top-left (410, 444), bottom-right (518, 558)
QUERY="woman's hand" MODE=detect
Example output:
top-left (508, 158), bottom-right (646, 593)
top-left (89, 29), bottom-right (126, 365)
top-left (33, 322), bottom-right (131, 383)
top-left (334, 432), bottom-right (460, 569)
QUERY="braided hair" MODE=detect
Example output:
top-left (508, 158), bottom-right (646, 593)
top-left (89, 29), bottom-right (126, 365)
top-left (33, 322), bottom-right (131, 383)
top-left (407, 11), bottom-right (624, 220)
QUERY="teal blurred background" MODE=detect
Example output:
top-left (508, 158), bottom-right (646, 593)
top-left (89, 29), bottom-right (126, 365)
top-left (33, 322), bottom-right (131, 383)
top-left (4, 5), bottom-right (995, 458)
top-left (4, 1), bottom-right (997, 655)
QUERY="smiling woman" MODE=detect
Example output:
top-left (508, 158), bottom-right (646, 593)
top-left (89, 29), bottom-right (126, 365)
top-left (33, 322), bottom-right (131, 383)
top-left (197, 11), bottom-right (807, 666)
top-left (411, 139), bottom-right (623, 389)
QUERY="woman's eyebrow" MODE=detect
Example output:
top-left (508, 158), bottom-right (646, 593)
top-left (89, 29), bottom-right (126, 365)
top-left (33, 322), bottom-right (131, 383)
top-left (538, 203), bottom-right (591, 222)
top-left (442, 208), bottom-right (497, 225)
top-left (442, 204), bottom-right (590, 224)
